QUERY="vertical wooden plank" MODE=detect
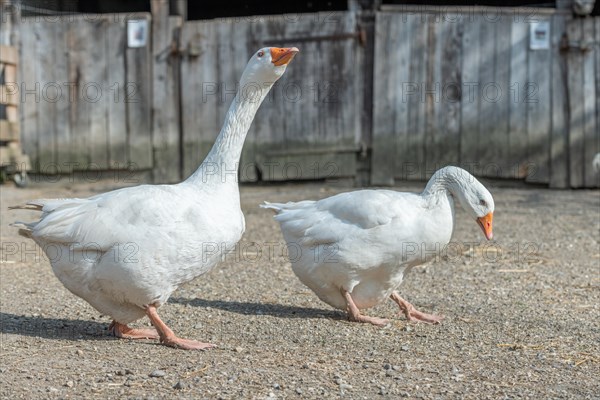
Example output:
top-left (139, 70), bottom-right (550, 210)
top-left (181, 20), bottom-right (219, 178)
top-left (460, 14), bottom-right (480, 174)
top-left (105, 18), bottom-right (128, 169)
top-left (526, 18), bottom-right (552, 184)
top-left (127, 14), bottom-right (153, 171)
top-left (87, 18), bottom-right (109, 170)
top-left (53, 18), bottom-right (73, 173)
top-left (508, 18), bottom-right (529, 180)
top-left (0, 1), bottom-right (11, 46)
top-left (477, 17), bottom-right (496, 178)
top-left (3, 55), bottom-right (18, 123)
top-left (405, 13), bottom-right (428, 181)
top-left (35, 21), bottom-right (56, 171)
top-left (567, 19), bottom-right (584, 188)
top-left (371, 12), bottom-right (401, 185)
top-left (68, 18), bottom-right (92, 169)
top-left (549, 14), bottom-right (568, 188)
top-left (424, 15), bottom-right (440, 175)
top-left (428, 17), bottom-right (462, 174)
top-left (317, 12), bottom-right (359, 153)
top-left (18, 21), bottom-right (38, 168)
top-left (391, 15), bottom-right (412, 183)
top-left (595, 17), bottom-right (600, 187)
top-left (150, 1), bottom-right (181, 182)
top-left (311, 12), bottom-right (356, 178)
top-left (582, 18), bottom-right (598, 187)
top-left (490, 20), bottom-right (511, 179)
top-left (439, 18), bottom-right (462, 170)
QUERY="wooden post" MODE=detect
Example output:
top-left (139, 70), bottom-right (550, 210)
top-left (151, 0), bottom-right (183, 183)
top-left (170, 0), bottom-right (187, 21)
top-left (567, 19), bottom-right (584, 188)
top-left (549, 14), bottom-right (568, 188)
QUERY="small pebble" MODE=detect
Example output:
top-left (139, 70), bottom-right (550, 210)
top-left (76, 349), bottom-right (83, 356)
top-left (339, 383), bottom-right (353, 391)
top-left (173, 380), bottom-right (185, 390)
top-left (401, 345), bottom-right (409, 351)
top-left (64, 381), bottom-right (74, 388)
top-left (149, 370), bottom-right (166, 378)
top-left (383, 363), bottom-right (391, 370)
top-left (234, 347), bottom-right (244, 353)
top-left (295, 388), bottom-right (303, 394)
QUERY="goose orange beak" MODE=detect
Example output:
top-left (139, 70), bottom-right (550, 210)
top-left (477, 212), bottom-right (494, 240)
top-left (271, 47), bottom-right (299, 66)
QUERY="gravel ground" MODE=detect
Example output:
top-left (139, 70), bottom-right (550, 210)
top-left (0, 177), bottom-right (599, 399)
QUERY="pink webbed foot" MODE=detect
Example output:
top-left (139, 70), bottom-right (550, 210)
top-left (390, 292), bottom-right (444, 324)
top-left (161, 337), bottom-right (217, 351)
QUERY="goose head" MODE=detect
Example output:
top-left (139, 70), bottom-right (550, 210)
top-left (427, 166), bottom-right (495, 240)
top-left (455, 175), bottom-right (495, 241)
top-left (239, 47), bottom-right (299, 91)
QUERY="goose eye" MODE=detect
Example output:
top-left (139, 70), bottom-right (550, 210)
top-left (257, 50), bottom-right (264, 58)
top-left (479, 199), bottom-right (487, 206)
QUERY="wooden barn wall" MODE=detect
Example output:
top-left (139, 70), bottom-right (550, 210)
top-left (179, 11), bottom-right (362, 182)
top-left (17, 13), bottom-right (153, 174)
top-left (565, 16), bottom-right (600, 188)
top-left (10, 8), bottom-right (600, 188)
top-left (371, 9), bottom-right (600, 188)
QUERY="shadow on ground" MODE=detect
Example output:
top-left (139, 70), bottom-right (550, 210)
top-left (169, 298), bottom-right (344, 321)
top-left (0, 312), bottom-right (110, 341)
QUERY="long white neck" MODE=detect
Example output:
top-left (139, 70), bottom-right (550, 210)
top-left (185, 82), bottom-right (273, 185)
top-left (422, 166), bottom-right (474, 210)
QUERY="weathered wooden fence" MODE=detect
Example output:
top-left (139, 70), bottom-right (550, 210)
top-left (17, 13), bottom-right (153, 174)
top-left (372, 8), bottom-right (599, 188)
top-left (10, 7), bottom-right (600, 188)
top-left (178, 11), bottom-right (363, 182)
top-left (564, 16), bottom-right (600, 188)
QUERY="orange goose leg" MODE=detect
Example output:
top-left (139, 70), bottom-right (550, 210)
top-left (109, 321), bottom-right (159, 340)
top-left (390, 292), bottom-right (444, 324)
top-left (342, 289), bottom-right (389, 327)
top-left (145, 304), bottom-right (216, 350)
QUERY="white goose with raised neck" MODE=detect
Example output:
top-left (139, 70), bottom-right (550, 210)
top-left (185, 47), bottom-right (299, 186)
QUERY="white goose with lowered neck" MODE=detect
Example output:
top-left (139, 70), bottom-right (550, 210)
top-left (11, 47), bottom-right (299, 350)
top-left (263, 166), bottom-right (494, 327)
